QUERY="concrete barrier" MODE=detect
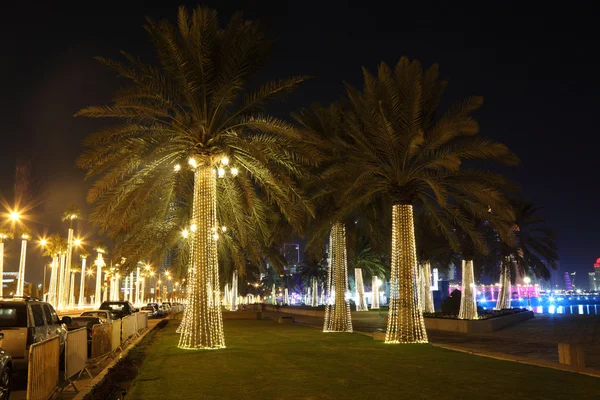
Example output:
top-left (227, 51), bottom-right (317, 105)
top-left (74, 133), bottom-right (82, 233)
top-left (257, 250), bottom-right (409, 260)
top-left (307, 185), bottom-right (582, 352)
top-left (424, 311), bottom-right (534, 333)
top-left (27, 336), bottom-right (60, 400)
top-left (222, 311), bottom-right (262, 320)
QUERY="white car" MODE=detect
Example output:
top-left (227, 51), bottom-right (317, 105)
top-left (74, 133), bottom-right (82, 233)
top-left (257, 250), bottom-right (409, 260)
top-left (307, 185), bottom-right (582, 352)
top-left (79, 310), bottom-right (117, 324)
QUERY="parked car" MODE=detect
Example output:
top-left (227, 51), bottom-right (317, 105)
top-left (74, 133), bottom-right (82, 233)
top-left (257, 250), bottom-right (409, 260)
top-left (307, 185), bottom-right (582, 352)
top-left (160, 303), bottom-right (172, 315)
top-left (99, 301), bottom-right (137, 319)
top-left (140, 306), bottom-right (158, 318)
top-left (147, 303), bottom-right (163, 317)
top-left (79, 310), bottom-right (117, 324)
top-left (0, 343), bottom-right (12, 400)
top-left (0, 297), bottom-right (68, 370)
top-left (65, 316), bottom-right (102, 357)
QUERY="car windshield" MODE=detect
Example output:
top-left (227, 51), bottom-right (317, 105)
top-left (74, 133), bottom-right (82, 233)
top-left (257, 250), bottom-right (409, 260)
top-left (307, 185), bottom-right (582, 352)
top-left (102, 304), bottom-right (125, 311)
top-left (0, 303), bottom-right (28, 327)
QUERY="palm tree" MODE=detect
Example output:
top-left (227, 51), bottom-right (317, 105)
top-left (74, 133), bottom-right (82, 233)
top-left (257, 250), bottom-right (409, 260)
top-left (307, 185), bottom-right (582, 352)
top-left (61, 204), bottom-right (82, 309)
top-left (415, 213), bottom-right (457, 313)
top-left (76, 7), bottom-right (318, 349)
top-left (294, 103), bottom-right (354, 332)
top-left (0, 229), bottom-right (14, 297)
top-left (43, 234), bottom-right (67, 307)
top-left (494, 200), bottom-right (558, 309)
top-left (331, 57), bottom-right (518, 343)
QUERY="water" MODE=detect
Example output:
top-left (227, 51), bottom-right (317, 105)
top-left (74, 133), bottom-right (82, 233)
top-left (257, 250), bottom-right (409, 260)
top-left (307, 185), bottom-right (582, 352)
top-left (477, 299), bottom-right (600, 315)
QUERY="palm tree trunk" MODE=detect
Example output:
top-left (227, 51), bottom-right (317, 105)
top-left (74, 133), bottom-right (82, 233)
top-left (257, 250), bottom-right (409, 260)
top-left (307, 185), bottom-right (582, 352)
top-left (323, 222), bottom-right (352, 332)
top-left (69, 272), bottom-right (75, 309)
top-left (311, 278), bottom-right (318, 307)
top-left (459, 259), bottom-right (478, 319)
top-left (58, 254), bottom-right (66, 309)
top-left (371, 276), bottom-right (380, 309)
top-left (48, 256), bottom-right (59, 306)
top-left (64, 228), bottom-right (73, 309)
top-left (496, 259), bottom-right (512, 309)
top-left (178, 158), bottom-right (225, 350)
top-left (94, 252), bottom-right (104, 308)
top-left (78, 257), bottom-right (86, 308)
top-left (354, 268), bottom-right (368, 311)
top-left (284, 288), bottom-right (289, 305)
top-left (16, 238), bottom-right (27, 297)
top-left (230, 272), bottom-right (238, 311)
top-left (0, 242), bottom-right (4, 298)
top-left (420, 261), bottom-right (435, 313)
top-left (385, 205), bottom-right (427, 343)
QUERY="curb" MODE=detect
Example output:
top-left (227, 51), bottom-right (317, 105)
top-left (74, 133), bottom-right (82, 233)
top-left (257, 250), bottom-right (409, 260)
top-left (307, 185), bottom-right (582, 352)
top-left (71, 324), bottom-right (159, 400)
top-left (428, 342), bottom-right (600, 379)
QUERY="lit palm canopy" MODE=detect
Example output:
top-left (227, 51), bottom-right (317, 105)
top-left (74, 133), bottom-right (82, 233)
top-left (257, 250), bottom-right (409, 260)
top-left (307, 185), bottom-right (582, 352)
top-left (333, 57), bottom-right (519, 251)
top-left (61, 204), bottom-right (82, 226)
top-left (42, 234), bottom-right (68, 257)
top-left (76, 6), bottom-right (318, 274)
top-left (0, 228), bottom-right (13, 242)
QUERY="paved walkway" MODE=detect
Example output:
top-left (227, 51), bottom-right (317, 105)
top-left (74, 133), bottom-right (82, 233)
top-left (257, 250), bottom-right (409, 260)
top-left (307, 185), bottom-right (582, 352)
top-left (263, 311), bottom-right (600, 371)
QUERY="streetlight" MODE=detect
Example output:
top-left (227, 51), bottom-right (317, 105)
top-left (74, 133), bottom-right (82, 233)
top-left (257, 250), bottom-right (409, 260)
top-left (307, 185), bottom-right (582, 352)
top-left (524, 277), bottom-right (531, 309)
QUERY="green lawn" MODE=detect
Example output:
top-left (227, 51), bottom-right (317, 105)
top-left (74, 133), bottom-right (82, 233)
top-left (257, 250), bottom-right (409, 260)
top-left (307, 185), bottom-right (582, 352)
top-left (127, 320), bottom-right (599, 400)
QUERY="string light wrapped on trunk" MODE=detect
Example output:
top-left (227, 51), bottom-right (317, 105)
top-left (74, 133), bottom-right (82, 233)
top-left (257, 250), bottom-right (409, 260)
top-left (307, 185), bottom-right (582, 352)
top-left (385, 205), bottom-right (428, 343)
top-left (459, 260), bottom-right (478, 320)
top-left (323, 222), bottom-right (352, 332)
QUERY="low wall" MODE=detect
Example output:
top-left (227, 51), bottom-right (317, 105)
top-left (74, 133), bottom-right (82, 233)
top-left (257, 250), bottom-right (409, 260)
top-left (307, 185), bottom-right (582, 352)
top-left (222, 311), bottom-right (262, 320)
top-left (424, 311), bottom-right (534, 334)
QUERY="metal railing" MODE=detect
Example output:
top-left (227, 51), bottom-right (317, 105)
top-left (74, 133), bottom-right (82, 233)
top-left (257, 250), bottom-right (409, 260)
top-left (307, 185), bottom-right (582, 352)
top-left (111, 319), bottom-right (122, 351)
top-left (26, 336), bottom-right (60, 400)
top-left (91, 323), bottom-right (112, 359)
top-left (64, 327), bottom-right (91, 392)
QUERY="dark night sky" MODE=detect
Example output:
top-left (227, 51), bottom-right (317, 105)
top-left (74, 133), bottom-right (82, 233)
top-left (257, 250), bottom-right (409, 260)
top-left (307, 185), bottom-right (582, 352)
top-left (1, 1), bottom-right (598, 287)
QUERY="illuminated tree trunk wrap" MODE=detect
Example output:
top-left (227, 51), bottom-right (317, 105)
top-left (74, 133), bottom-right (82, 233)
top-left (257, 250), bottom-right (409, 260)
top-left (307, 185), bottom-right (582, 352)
top-left (284, 288), bottom-right (289, 305)
top-left (64, 228), bottom-right (73, 309)
top-left (459, 259), bottom-right (478, 320)
top-left (78, 257), bottom-right (86, 308)
top-left (419, 262), bottom-right (435, 313)
top-left (48, 256), bottom-right (58, 306)
top-left (58, 254), bottom-right (66, 309)
top-left (354, 268), bottom-right (368, 311)
top-left (69, 272), bottom-right (75, 309)
top-left (94, 252), bottom-right (104, 308)
top-left (230, 272), bottom-right (238, 311)
top-left (323, 222), bottom-right (352, 332)
top-left (496, 260), bottom-right (511, 310)
top-left (311, 278), bottom-right (318, 307)
top-left (0, 242), bottom-right (3, 298)
top-left (371, 276), bottom-right (380, 310)
top-left (16, 238), bottom-right (27, 297)
top-left (178, 159), bottom-right (225, 350)
top-left (385, 204), bottom-right (428, 343)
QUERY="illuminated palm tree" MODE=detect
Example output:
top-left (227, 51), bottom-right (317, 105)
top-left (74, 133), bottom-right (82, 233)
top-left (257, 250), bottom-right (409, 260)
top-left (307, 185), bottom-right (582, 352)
top-left (61, 205), bottom-right (81, 309)
top-left (0, 229), bottom-right (13, 298)
top-left (493, 200), bottom-right (558, 309)
top-left (333, 57), bottom-right (518, 342)
top-left (77, 6), bottom-right (317, 349)
top-left (78, 249), bottom-right (90, 308)
top-left (43, 234), bottom-right (67, 307)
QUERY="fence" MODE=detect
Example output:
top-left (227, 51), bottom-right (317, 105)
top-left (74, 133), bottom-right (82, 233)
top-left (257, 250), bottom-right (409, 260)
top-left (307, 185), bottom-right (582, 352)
top-left (26, 336), bottom-right (60, 400)
top-left (91, 323), bottom-right (112, 359)
top-left (121, 314), bottom-right (138, 341)
top-left (136, 312), bottom-right (148, 330)
top-left (65, 328), bottom-right (88, 379)
top-left (111, 319), bottom-right (122, 351)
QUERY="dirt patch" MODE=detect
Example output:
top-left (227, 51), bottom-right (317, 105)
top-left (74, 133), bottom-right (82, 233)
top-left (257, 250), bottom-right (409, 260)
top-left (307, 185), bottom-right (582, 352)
top-left (84, 319), bottom-right (169, 400)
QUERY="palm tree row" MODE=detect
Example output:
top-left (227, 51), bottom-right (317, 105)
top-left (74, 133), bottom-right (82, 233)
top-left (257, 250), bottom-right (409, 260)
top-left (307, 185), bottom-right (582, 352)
top-left (77, 6), bottom-right (558, 349)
